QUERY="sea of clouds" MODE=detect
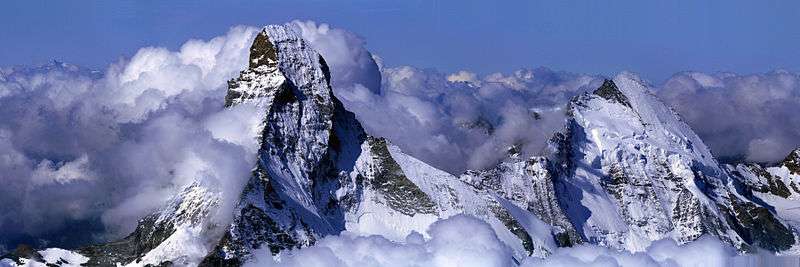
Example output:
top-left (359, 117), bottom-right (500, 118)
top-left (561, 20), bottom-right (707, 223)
top-left (1, 21), bottom-right (799, 263)
top-left (245, 215), bottom-right (773, 267)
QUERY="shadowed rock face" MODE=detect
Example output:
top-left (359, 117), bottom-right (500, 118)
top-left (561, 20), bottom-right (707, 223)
top-left (248, 33), bottom-right (279, 69)
top-left (77, 215), bottom-right (176, 266)
top-left (724, 146), bottom-right (800, 252)
top-left (62, 183), bottom-right (219, 266)
top-left (722, 198), bottom-right (795, 252)
top-left (365, 137), bottom-right (438, 216)
top-left (460, 156), bottom-right (582, 248)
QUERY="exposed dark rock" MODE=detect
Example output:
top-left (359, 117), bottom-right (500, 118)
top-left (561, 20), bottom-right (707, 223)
top-left (782, 148), bottom-right (800, 175)
top-left (490, 205), bottom-right (535, 256)
top-left (0, 244), bottom-right (43, 265)
top-left (78, 214), bottom-right (176, 266)
top-left (366, 137), bottom-right (438, 216)
top-left (723, 199), bottom-right (795, 252)
top-left (248, 32), bottom-right (278, 69)
top-left (593, 79), bottom-right (632, 108)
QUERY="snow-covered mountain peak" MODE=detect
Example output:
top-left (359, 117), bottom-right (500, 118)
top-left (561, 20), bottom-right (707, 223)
top-left (551, 73), bottom-right (797, 252)
top-left (592, 79), bottom-right (632, 108)
top-left (203, 23), bottom-right (565, 264)
top-left (569, 74), bottom-right (719, 169)
top-left (225, 24), bottom-right (333, 109)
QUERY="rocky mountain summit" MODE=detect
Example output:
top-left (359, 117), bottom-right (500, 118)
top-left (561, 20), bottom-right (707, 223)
top-left (3, 23), bottom-right (800, 266)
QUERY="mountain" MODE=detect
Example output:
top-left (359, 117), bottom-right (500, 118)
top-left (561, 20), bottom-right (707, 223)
top-left (547, 77), bottom-right (794, 252)
top-left (3, 23), bottom-right (800, 266)
top-left (199, 24), bottom-right (557, 265)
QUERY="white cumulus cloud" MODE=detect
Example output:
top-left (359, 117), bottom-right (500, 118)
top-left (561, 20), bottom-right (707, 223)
top-left (0, 25), bottom-right (260, 249)
top-left (245, 214), bottom-right (742, 267)
top-left (658, 71), bottom-right (800, 163)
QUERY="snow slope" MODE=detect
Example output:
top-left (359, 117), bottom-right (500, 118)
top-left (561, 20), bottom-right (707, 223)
top-left (550, 75), bottom-right (795, 252)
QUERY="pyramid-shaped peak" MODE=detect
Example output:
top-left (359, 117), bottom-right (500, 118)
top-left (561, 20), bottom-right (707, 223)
top-left (225, 24), bottom-right (333, 107)
top-left (593, 79), bottom-right (632, 108)
top-left (247, 28), bottom-right (279, 69)
top-left (567, 72), bottom-right (722, 179)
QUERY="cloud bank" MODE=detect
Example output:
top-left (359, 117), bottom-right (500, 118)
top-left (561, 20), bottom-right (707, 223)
top-left (658, 71), bottom-right (800, 163)
top-left (245, 214), bottom-right (739, 267)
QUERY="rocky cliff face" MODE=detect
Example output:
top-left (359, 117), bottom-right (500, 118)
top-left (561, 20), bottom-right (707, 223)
top-left (726, 148), bottom-right (800, 252)
top-left (4, 24), bottom-right (800, 267)
top-left (460, 154), bottom-right (582, 247)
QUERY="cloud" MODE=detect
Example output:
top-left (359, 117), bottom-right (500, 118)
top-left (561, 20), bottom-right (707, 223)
top-left (447, 70), bottom-right (480, 84)
top-left (522, 235), bottom-right (736, 267)
top-left (288, 20), bottom-right (601, 173)
top-left (292, 20), bottom-right (800, 169)
top-left (294, 22), bottom-right (599, 173)
top-left (362, 67), bottom-right (600, 172)
top-left (299, 20), bottom-right (800, 170)
top-left (30, 154), bottom-right (96, 186)
top-left (658, 71), bottom-right (800, 163)
top-left (0, 26), bottom-right (260, 250)
top-left (291, 20), bottom-right (382, 94)
top-left (245, 214), bottom-right (739, 267)
top-left (245, 215), bottom-right (514, 267)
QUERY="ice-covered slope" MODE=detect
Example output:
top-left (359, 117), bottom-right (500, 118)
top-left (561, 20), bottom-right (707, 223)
top-left (549, 76), bottom-right (795, 252)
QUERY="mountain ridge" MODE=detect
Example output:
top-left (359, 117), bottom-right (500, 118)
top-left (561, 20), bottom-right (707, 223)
top-left (3, 23), bottom-right (800, 267)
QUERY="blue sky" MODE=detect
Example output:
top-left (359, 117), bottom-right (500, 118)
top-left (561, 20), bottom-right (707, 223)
top-left (2, 0), bottom-right (799, 82)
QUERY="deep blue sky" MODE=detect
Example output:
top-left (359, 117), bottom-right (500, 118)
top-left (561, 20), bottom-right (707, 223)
top-left (2, 0), bottom-right (799, 82)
